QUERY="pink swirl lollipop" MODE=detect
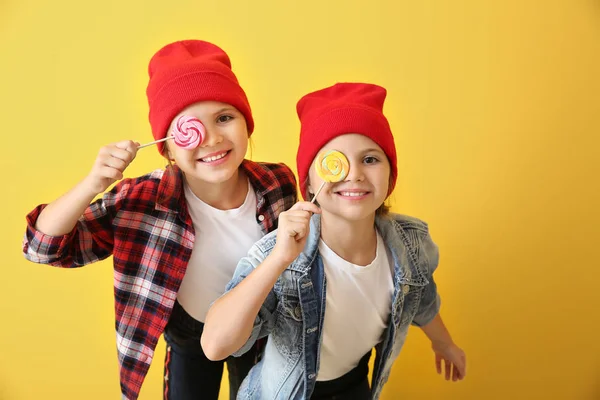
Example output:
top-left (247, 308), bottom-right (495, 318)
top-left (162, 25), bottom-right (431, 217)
top-left (172, 115), bottom-right (205, 149)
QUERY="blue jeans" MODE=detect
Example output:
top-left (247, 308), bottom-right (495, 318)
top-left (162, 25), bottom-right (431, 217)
top-left (163, 301), bottom-right (257, 400)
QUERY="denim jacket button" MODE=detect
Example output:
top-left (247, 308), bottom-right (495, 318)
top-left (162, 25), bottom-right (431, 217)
top-left (402, 284), bottom-right (410, 295)
top-left (308, 373), bottom-right (316, 379)
top-left (294, 306), bottom-right (302, 319)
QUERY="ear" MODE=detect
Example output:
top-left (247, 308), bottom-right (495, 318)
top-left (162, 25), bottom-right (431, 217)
top-left (306, 182), bottom-right (314, 196)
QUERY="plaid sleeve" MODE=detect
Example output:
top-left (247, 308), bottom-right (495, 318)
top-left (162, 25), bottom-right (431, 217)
top-left (412, 231), bottom-right (442, 327)
top-left (265, 163), bottom-right (298, 229)
top-left (22, 179), bottom-right (133, 268)
top-left (273, 162), bottom-right (298, 208)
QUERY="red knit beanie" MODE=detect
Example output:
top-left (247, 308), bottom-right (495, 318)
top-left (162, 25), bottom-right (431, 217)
top-left (296, 82), bottom-right (397, 199)
top-left (146, 40), bottom-right (254, 154)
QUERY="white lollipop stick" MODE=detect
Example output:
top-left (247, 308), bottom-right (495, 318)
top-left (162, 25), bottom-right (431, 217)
top-left (310, 181), bottom-right (326, 204)
top-left (137, 136), bottom-right (174, 149)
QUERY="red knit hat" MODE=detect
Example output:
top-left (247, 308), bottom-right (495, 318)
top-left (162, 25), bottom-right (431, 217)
top-left (146, 40), bottom-right (254, 154)
top-left (296, 82), bottom-right (397, 199)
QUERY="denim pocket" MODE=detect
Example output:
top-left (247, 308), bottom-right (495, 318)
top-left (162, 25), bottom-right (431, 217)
top-left (277, 295), bottom-right (302, 322)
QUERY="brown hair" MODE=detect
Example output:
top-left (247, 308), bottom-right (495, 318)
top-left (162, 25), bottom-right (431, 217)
top-left (161, 143), bottom-right (174, 166)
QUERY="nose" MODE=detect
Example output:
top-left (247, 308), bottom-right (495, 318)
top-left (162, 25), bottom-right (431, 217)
top-left (344, 161), bottom-right (364, 182)
top-left (200, 124), bottom-right (223, 148)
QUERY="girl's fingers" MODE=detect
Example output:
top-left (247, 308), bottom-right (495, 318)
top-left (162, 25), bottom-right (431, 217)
top-left (289, 201), bottom-right (321, 214)
top-left (108, 147), bottom-right (136, 163)
top-left (99, 166), bottom-right (123, 181)
top-left (115, 140), bottom-right (139, 155)
top-left (105, 156), bottom-right (127, 172)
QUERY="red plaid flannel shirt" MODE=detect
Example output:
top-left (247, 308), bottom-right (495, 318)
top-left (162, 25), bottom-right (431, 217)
top-left (22, 160), bottom-right (298, 399)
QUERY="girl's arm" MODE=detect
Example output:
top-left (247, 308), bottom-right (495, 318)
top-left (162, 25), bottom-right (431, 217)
top-left (420, 313), bottom-right (467, 381)
top-left (35, 141), bottom-right (138, 236)
top-left (420, 313), bottom-right (454, 346)
top-left (413, 228), bottom-right (466, 381)
top-left (202, 201), bottom-right (320, 361)
top-left (23, 141), bottom-right (138, 268)
top-left (201, 252), bottom-right (290, 361)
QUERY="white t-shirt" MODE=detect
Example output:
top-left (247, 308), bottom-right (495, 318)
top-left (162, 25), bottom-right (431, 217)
top-left (176, 180), bottom-right (263, 323)
top-left (316, 232), bottom-right (394, 381)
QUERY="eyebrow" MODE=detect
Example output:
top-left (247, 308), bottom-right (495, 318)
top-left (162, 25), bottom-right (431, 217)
top-left (360, 148), bottom-right (385, 155)
top-left (213, 107), bottom-right (237, 115)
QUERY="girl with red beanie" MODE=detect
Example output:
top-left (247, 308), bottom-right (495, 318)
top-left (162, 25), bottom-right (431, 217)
top-left (22, 40), bottom-right (297, 400)
top-left (202, 82), bottom-right (466, 399)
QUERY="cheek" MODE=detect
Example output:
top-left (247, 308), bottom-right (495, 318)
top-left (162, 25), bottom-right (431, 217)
top-left (374, 168), bottom-right (391, 194)
top-left (230, 123), bottom-right (249, 146)
top-left (233, 119), bottom-right (249, 137)
top-left (170, 147), bottom-right (195, 162)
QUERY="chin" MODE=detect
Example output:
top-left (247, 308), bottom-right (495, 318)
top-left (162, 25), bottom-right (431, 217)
top-left (323, 206), bottom-right (378, 222)
top-left (184, 164), bottom-right (237, 184)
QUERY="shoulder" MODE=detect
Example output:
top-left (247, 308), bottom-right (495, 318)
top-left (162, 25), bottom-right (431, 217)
top-left (256, 161), bottom-right (295, 176)
top-left (252, 229), bottom-right (279, 255)
top-left (244, 160), bottom-right (297, 186)
top-left (385, 213), bottom-right (439, 274)
top-left (244, 161), bottom-right (298, 215)
top-left (388, 213), bottom-right (429, 236)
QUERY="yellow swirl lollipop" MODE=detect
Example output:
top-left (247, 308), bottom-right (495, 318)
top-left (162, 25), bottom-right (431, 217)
top-left (311, 150), bottom-right (349, 203)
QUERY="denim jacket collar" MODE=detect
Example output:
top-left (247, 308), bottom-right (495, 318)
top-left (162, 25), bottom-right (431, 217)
top-left (289, 213), bottom-right (429, 286)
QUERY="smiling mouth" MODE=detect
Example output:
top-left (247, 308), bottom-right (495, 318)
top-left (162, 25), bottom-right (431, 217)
top-left (337, 191), bottom-right (368, 197)
top-left (199, 151), bottom-right (229, 162)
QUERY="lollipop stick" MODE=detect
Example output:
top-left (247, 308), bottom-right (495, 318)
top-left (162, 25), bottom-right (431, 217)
top-left (310, 181), bottom-right (326, 204)
top-left (138, 136), bottom-right (173, 149)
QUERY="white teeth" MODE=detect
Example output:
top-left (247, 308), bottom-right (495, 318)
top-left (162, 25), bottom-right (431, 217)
top-left (201, 152), bottom-right (227, 162)
top-left (339, 192), bottom-right (366, 197)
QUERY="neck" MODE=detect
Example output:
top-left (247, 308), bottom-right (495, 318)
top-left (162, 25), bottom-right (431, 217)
top-left (184, 168), bottom-right (248, 210)
top-left (320, 212), bottom-right (378, 266)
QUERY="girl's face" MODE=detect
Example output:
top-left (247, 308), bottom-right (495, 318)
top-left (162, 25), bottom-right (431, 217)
top-left (307, 134), bottom-right (391, 222)
top-left (165, 101), bottom-right (249, 185)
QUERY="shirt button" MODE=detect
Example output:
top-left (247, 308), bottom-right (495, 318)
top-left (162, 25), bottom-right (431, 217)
top-left (258, 215), bottom-right (265, 222)
top-left (402, 285), bottom-right (410, 295)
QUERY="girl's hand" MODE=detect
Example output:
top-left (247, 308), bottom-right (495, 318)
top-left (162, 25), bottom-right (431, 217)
top-left (271, 202), bottom-right (321, 266)
top-left (432, 341), bottom-right (466, 382)
top-left (83, 140), bottom-right (139, 195)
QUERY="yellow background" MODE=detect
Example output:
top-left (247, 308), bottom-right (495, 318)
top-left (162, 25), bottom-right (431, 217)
top-left (1, 0), bottom-right (599, 399)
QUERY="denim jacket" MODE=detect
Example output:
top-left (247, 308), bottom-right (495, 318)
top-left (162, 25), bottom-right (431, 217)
top-left (224, 213), bottom-right (441, 399)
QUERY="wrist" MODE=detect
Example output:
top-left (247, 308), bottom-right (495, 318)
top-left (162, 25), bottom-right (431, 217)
top-left (266, 250), bottom-right (293, 271)
top-left (79, 176), bottom-right (103, 198)
top-left (431, 338), bottom-right (455, 351)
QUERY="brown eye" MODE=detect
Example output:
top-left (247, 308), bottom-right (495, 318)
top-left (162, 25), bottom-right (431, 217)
top-left (217, 115), bottom-right (233, 123)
